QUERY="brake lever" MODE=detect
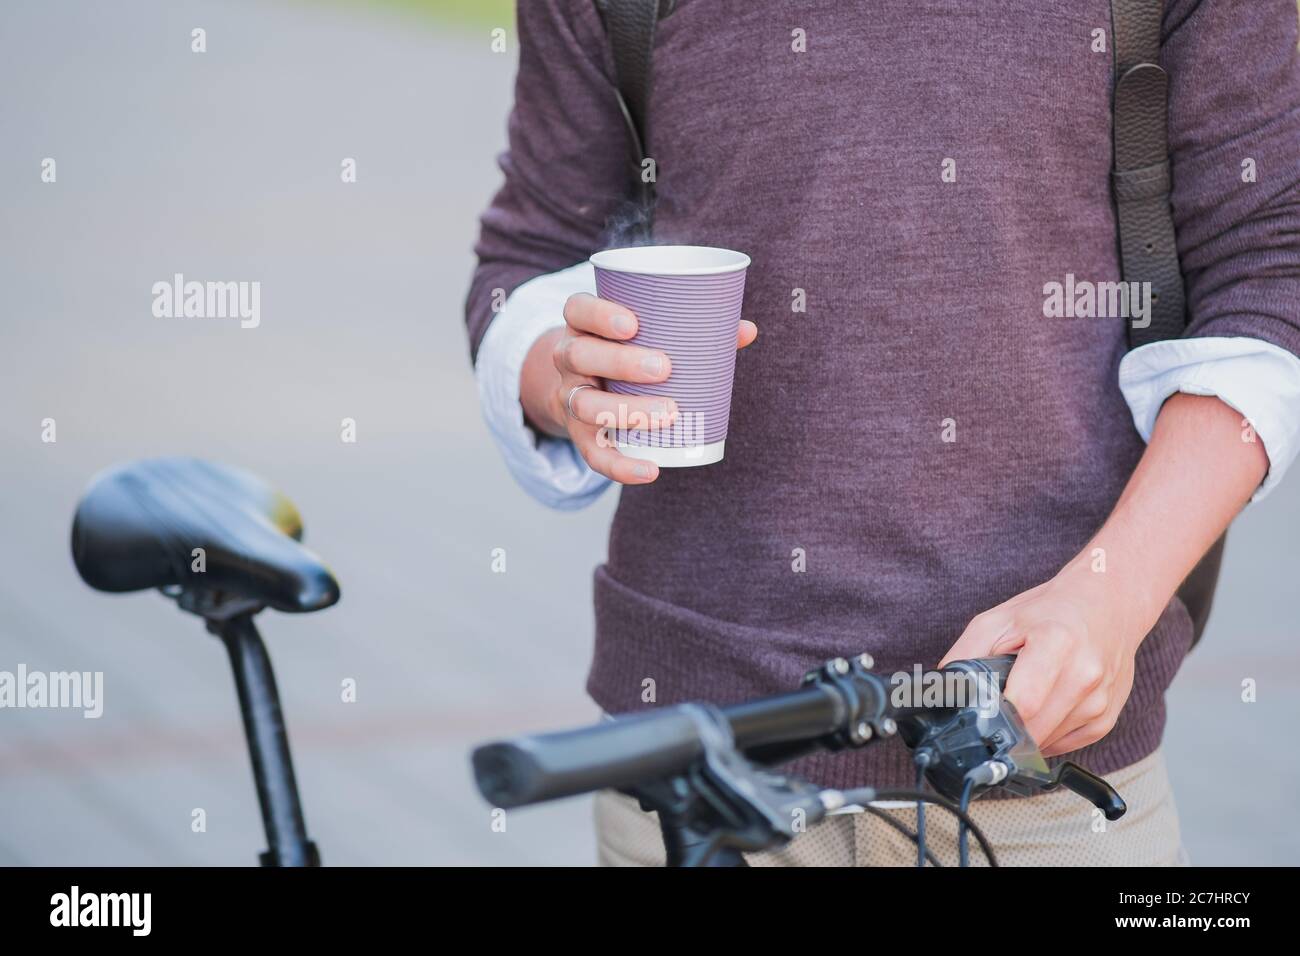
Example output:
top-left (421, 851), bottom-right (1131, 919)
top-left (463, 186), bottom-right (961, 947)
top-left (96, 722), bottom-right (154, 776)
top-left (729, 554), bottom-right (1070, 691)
top-left (1045, 761), bottom-right (1127, 821)
top-left (898, 655), bottom-right (1127, 821)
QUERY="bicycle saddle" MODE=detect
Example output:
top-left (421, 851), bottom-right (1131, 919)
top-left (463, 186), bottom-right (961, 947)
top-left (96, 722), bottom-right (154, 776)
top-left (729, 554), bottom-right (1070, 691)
top-left (71, 457), bottom-right (340, 614)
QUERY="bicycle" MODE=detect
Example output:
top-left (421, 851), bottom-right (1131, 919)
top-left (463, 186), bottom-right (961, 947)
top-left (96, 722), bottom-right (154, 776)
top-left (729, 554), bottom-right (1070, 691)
top-left (472, 655), bottom-right (1129, 867)
top-left (69, 457), bottom-right (1127, 868)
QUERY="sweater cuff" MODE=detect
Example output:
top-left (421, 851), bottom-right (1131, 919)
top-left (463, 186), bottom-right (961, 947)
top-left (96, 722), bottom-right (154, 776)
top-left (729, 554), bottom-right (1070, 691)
top-left (1118, 336), bottom-right (1300, 503)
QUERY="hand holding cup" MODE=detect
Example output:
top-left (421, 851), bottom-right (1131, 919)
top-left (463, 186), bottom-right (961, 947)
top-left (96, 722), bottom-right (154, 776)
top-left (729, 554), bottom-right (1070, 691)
top-left (519, 280), bottom-right (756, 484)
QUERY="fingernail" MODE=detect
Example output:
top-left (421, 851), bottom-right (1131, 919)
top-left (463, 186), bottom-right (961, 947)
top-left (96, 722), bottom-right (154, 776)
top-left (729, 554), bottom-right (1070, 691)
top-left (612, 313), bottom-right (635, 335)
top-left (641, 355), bottom-right (663, 375)
top-left (633, 463), bottom-right (653, 479)
top-left (651, 401), bottom-right (670, 418)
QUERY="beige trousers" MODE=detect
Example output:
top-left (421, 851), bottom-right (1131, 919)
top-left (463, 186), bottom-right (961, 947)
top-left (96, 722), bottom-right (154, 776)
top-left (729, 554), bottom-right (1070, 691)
top-left (595, 747), bottom-right (1188, 866)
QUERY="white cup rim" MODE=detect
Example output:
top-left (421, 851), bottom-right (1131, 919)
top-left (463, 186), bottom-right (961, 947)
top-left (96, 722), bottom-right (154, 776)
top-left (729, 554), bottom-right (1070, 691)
top-left (590, 244), bottom-right (751, 277)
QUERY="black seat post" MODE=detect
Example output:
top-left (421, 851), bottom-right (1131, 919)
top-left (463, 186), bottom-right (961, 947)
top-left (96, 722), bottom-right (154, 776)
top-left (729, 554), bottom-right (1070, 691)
top-left (210, 612), bottom-right (320, 867)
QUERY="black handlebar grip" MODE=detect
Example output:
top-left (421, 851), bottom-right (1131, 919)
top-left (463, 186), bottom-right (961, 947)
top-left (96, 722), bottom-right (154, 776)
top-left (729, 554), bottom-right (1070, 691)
top-left (965, 654), bottom-right (1017, 684)
top-left (472, 709), bottom-right (706, 808)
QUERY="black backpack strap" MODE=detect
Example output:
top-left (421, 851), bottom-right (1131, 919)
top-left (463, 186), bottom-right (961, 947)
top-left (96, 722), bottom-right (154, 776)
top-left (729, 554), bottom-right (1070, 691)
top-left (595, 0), bottom-right (672, 236)
top-left (1110, 0), bottom-right (1186, 347)
top-left (1112, 1), bottom-right (1223, 645)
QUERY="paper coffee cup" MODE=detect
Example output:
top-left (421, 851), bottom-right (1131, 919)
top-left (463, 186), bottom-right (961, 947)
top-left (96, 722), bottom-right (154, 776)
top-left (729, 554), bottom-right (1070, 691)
top-left (590, 245), bottom-right (751, 468)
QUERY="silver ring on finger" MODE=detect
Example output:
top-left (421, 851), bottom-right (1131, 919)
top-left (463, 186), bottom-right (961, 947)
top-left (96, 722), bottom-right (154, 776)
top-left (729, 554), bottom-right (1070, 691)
top-left (566, 383), bottom-right (596, 420)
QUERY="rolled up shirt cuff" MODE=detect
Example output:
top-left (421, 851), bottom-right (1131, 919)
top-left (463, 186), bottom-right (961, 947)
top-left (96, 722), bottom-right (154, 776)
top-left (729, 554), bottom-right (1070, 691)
top-left (474, 261), bottom-right (612, 511)
top-left (1118, 336), bottom-right (1300, 502)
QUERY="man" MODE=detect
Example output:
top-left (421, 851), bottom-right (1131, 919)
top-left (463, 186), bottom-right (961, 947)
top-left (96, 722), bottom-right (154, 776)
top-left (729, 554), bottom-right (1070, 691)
top-left (466, 1), bottom-right (1300, 865)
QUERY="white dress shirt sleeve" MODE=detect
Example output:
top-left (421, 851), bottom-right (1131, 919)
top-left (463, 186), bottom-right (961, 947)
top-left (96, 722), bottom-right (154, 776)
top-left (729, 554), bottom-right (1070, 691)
top-left (474, 261), bottom-right (613, 510)
top-left (1119, 336), bottom-right (1300, 502)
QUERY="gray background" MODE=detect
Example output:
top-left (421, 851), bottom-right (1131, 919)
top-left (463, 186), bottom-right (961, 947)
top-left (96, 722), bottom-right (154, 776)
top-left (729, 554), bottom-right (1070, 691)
top-left (0, 0), bottom-right (1295, 865)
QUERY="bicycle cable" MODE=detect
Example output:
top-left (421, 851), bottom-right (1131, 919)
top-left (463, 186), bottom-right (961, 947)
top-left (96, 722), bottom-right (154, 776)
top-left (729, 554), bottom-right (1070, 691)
top-left (913, 758), bottom-right (928, 868)
top-left (858, 804), bottom-right (943, 867)
top-left (843, 787), bottom-right (1000, 867)
top-left (957, 777), bottom-right (975, 868)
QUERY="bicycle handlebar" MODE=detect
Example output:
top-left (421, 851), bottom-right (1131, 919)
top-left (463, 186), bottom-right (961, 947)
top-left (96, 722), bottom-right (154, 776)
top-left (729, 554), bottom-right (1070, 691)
top-left (471, 653), bottom-right (1127, 868)
top-left (473, 708), bottom-right (709, 807)
top-left (473, 677), bottom-right (875, 808)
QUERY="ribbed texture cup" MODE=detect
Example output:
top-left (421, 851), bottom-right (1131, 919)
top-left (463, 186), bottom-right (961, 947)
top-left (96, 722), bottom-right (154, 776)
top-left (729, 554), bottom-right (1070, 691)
top-left (591, 246), bottom-right (749, 455)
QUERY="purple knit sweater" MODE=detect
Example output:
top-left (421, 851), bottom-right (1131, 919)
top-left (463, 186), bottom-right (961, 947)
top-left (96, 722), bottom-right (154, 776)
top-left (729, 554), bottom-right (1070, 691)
top-left (467, 1), bottom-right (1300, 792)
